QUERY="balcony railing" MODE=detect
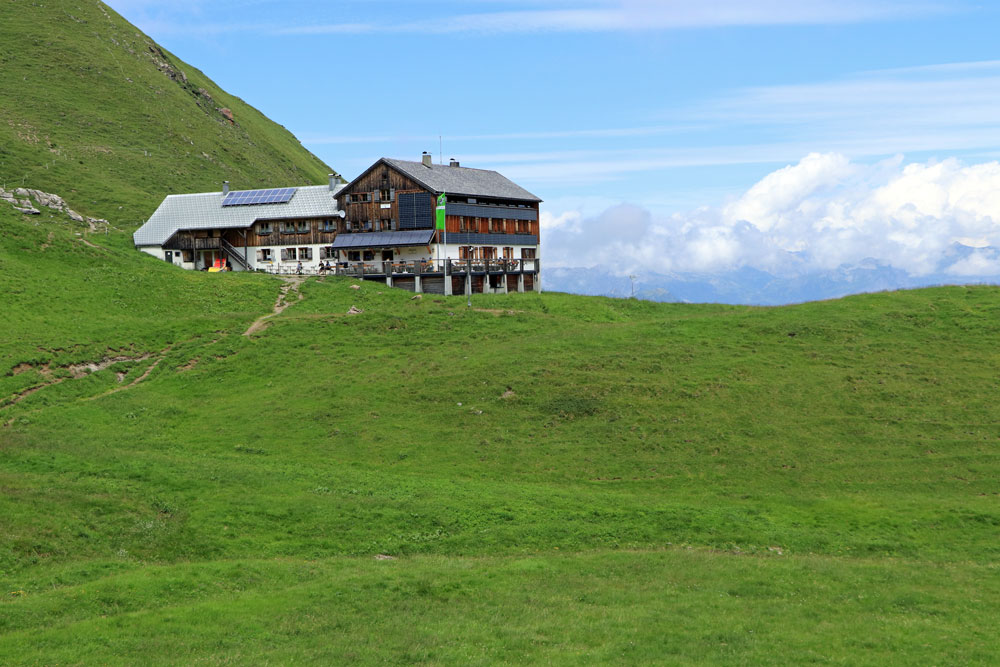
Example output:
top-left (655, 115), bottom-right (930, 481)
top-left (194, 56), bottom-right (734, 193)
top-left (252, 258), bottom-right (539, 277)
top-left (164, 236), bottom-right (221, 251)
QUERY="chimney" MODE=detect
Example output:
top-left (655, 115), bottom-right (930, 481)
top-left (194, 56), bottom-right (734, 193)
top-left (223, 181), bottom-right (230, 195)
top-left (421, 151), bottom-right (432, 167)
top-left (449, 158), bottom-right (460, 167)
top-left (328, 173), bottom-right (337, 191)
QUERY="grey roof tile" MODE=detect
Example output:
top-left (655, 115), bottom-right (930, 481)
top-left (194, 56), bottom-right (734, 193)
top-left (133, 184), bottom-right (345, 246)
top-left (382, 159), bottom-right (541, 202)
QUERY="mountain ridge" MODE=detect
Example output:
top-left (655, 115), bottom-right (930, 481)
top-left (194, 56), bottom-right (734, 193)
top-left (0, 0), bottom-right (333, 225)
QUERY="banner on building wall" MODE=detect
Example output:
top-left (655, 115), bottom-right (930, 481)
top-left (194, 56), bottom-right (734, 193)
top-left (436, 192), bottom-right (446, 231)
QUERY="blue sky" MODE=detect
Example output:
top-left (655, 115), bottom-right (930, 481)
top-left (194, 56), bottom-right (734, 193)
top-left (107, 1), bottom-right (1000, 278)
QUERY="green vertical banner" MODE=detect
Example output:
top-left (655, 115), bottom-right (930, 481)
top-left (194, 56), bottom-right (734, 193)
top-left (436, 192), bottom-right (446, 231)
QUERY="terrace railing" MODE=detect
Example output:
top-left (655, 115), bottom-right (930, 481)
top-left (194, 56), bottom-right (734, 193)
top-left (252, 258), bottom-right (539, 277)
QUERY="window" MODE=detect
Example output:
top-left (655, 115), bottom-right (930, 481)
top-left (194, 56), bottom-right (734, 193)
top-left (521, 248), bottom-right (536, 259)
top-left (257, 248), bottom-right (274, 262)
top-left (320, 246), bottom-right (336, 260)
top-left (488, 218), bottom-right (496, 233)
top-left (321, 219), bottom-right (336, 232)
top-left (350, 193), bottom-right (371, 203)
top-left (482, 247), bottom-right (497, 260)
top-left (299, 247), bottom-right (313, 260)
top-left (347, 250), bottom-right (361, 262)
top-left (363, 250), bottom-right (374, 261)
top-left (258, 222), bottom-right (272, 234)
top-left (280, 222), bottom-right (296, 234)
top-left (296, 221), bottom-right (309, 233)
top-left (503, 247), bottom-right (513, 259)
top-left (281, 247), bottom-right (297, 261)
top-left (380, 188), bottom-right (391, 202)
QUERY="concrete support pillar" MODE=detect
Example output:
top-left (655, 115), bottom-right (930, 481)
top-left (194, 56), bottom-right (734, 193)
top-left (517, 274), bottom-right (525, 293)
top-left (444, 271), bottom-right (453, 295)
top-left (414, 275), bottom-right (423, 293)
top-left (385, 274), bottom-right (393, 288)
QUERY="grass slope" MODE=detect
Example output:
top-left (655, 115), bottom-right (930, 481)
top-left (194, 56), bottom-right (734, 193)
top-left (0, 0), bottom-right (333, 224)
top-left (1, 209), bottom-right (998, 663)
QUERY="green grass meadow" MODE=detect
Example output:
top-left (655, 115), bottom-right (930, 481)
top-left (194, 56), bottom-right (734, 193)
top-left (2, 206), bottom-right (999, 663)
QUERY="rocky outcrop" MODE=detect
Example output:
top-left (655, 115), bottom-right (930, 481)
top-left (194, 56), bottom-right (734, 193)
top-left (147, 44), bottom-right (187, 83)
top-left (0, 186), bottom-right (109, 229)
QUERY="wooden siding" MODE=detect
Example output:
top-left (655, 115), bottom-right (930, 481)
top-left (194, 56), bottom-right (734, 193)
top-left (338, 165), bottom-right (426, 232)
top-left (393, 277), bottom-right (416, 292)
top-left (219, 219), bottom-right (339, 248)
top-left (444, 209), bottom-right (539, 236)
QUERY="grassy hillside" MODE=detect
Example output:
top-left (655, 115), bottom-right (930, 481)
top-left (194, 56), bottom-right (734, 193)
top-left (1, 205), bottom-right (998, 663)
top-left (0, 8), bottom-right (997, 656)
top-left (0, 0), bottom-right (333, 224)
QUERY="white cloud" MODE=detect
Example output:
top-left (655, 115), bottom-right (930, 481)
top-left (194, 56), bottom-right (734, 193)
top-left (543, 154), bottom-right (1000, 277)
top-left (944, 250), bottom-right (1000, 276)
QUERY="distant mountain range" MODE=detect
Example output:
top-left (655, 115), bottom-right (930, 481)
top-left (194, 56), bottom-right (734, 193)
top-left (544, 244), bottom-right (1000, 305)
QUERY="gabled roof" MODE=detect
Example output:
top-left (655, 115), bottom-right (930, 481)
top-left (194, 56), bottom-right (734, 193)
top-left (344, 158), bottom-right (541, 203)
top-left (133, 184), bottom-right (345, 246)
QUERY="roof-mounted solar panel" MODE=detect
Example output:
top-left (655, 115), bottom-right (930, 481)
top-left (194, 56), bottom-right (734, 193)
top-left (221, 187), bottom-right (297, 207)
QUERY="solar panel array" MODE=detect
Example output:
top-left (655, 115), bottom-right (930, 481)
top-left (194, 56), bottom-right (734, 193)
top-left (221, 187), bottom-right (297, 207)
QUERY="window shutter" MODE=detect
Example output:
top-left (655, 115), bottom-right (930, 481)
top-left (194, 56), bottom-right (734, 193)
top-left (280, 248), bottom-right (287, 261)
top-left (256, 250), bottom-right (263, 261)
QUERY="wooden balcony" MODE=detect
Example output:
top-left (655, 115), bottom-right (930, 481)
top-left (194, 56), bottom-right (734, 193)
top-left (164, 235), bottom-right (221, 251)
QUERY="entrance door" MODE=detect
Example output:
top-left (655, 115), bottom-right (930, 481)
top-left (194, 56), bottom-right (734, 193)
top-left (164, 251), bottom-right (173, 263)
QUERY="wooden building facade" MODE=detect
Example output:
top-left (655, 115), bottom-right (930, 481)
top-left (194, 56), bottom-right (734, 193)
top-left (135, 155), bottom-right (542, 294)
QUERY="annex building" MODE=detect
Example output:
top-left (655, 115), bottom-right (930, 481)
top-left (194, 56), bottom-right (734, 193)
top-left (132, 154), bottom-right (541, 295)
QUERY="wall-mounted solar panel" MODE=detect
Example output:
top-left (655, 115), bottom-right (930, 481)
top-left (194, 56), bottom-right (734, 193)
top-left (398, 192), bottom-right (433, 229)
top-left (222, 187), bottom-right (297, 207)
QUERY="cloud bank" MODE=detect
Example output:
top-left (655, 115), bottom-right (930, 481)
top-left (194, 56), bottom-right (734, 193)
top-left (542, 153), bottom-right (1000, 278)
